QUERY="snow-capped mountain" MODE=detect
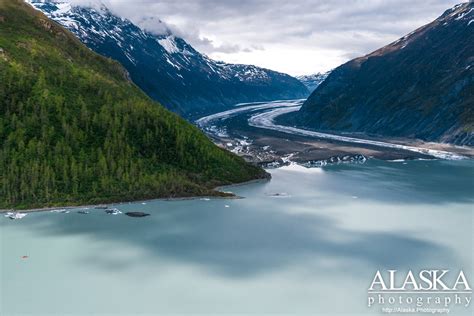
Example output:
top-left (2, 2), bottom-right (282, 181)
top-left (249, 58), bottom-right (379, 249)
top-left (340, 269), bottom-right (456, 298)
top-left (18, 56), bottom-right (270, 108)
top-left (26, 0), bottom-right (308, 118)
top-left (294, 2), bottom-right (474, 145)
top-left (297, 71), bottom-right (331, 92)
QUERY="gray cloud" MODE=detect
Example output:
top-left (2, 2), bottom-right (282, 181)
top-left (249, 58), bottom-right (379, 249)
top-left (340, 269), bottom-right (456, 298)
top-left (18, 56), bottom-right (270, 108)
top-left (60, 0), bottom-right (463, 74)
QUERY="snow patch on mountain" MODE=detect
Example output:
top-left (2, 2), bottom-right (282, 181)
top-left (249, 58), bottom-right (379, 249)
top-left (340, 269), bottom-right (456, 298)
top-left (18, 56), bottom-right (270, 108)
top-left (158, 36), bottom-right (179, 54)
top-left (25, 0), bottom-right (308, 117)
top-left (297, 71), bottom-right (331, 92)
top-left (443, 2), bottom-right (474, 25)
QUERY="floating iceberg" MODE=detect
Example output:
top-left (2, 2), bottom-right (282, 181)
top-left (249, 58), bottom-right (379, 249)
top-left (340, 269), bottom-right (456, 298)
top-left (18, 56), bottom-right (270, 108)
top-left (5, 212), bottom-right (27, 220)
top-left (50, 209), bottom-right (70, 213)
top-left (105, 208), bottom-right (122, 215)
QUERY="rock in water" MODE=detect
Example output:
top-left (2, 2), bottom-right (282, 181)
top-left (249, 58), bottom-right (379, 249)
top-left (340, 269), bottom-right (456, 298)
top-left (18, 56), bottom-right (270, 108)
top-left (125, 212), bottom-right (150, 218)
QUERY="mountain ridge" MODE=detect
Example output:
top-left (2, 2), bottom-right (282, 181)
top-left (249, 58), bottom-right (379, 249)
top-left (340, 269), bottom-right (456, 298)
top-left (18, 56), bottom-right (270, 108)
top-left (294, 2), bottom-right (473, 146)
top-left (27, 0), bottom-right (308, 118)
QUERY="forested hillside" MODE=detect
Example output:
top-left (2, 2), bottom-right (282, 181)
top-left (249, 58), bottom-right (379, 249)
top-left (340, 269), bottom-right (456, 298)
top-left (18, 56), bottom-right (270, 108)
top-left (0, 0), bottom-right (266, 209)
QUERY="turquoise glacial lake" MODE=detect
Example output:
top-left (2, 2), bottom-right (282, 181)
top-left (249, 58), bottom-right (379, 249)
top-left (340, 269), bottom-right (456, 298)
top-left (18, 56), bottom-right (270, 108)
top-left (1, 160), bottom-right (473, 315)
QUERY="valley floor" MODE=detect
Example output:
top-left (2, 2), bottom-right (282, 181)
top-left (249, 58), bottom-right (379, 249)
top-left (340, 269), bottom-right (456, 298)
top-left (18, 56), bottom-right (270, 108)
top-left (196, 100), bottom-right (474, 167)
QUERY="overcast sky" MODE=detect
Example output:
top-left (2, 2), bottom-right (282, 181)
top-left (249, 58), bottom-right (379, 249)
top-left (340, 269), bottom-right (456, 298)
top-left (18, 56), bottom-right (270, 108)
top-left (75, 0), bottom-right (461, 76)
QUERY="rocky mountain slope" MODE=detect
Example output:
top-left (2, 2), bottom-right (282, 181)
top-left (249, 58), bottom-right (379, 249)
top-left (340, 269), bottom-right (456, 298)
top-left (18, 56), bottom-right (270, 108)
top-left (0, 0), bottom-right (266, 209)
top-left (297, 71), bottom-right (331, 93)
top-left (295, 2), bottom-right (474, 145)
top-left (27, 0), bottom-right (308, 119)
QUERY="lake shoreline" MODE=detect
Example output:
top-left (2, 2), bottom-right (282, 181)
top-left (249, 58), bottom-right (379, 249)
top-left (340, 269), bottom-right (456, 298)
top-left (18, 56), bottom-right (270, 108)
top-left (3, 159), bottom-right (472, 314)
top-left (0, 177), bottom-right (270, 214)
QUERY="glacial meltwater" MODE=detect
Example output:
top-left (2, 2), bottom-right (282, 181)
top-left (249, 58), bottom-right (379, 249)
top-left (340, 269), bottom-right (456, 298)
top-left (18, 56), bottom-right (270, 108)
top-left (1, 159), bottom-right (473, 315)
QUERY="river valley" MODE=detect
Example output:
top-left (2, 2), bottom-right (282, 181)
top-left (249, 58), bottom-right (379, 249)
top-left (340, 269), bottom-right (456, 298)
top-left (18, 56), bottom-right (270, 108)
top-left (196, 100), bottom-right (474, 167)
top-left (1, 100), bottom-right (473, 315)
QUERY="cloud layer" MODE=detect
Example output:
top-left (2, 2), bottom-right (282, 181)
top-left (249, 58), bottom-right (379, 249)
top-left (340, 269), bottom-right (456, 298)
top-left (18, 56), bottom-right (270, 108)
top-left (67, 0), bottom-right (461, 75)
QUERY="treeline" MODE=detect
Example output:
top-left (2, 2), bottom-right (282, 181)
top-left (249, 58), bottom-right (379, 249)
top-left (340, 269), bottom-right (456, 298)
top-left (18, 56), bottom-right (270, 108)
top-left (0, 1), bottom-right (265, 209)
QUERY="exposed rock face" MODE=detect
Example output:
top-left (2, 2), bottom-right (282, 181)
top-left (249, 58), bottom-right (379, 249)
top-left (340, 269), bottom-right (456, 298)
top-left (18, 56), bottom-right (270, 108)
top-left (296, 3), bottom-right (474, 146)
top-left (27, 0), bottom-right (308, 119)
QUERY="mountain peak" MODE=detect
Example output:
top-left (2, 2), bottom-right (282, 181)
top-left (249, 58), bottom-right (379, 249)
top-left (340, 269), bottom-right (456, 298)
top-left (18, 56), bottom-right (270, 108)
top-left (439, 1), bottom-right (473, 24)
top-left (297, 71), bottom-right (331, 92)
top-left (136, 15), bottom-right (171, 36)
top-left (350, 1), bottom-right (473, 67)
top-left (26, 0), bottom-right (308, 117)
top-left (26, 0), bottom-right (108, 11)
